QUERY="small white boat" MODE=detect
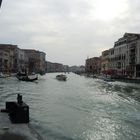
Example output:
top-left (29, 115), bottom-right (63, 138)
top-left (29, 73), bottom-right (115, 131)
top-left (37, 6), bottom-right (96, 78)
top-left (103, 77), bottom-right (115, 82)
top-left (0, 72), bottom-right (9, 78)
top-left (99, 75), bottom-right (115, 82)
top-left (56, 74), bottom-right (67, 81)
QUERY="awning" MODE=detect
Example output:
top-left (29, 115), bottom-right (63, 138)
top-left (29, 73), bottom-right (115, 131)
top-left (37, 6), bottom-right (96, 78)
top-left (102, 69), bottom-right (116, 75)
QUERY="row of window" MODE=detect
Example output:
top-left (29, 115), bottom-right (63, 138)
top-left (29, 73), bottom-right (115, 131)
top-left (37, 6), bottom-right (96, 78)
top-left (114, 40), bottom-right (127, 47)
top-left (108, 54), bottom-right (126, 61)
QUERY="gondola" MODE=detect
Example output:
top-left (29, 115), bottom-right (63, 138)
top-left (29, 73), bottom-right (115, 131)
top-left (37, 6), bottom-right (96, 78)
top-left (16, 72), bottom-right (38, 82)
top-left (17, 76), bottom-right (38, 82)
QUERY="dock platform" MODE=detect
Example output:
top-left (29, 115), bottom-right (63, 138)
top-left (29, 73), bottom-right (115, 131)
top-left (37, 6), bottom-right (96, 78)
top-left (0, 112), bottom-right (43, 140)
top-left (0, 94), bottom-right (43, 140)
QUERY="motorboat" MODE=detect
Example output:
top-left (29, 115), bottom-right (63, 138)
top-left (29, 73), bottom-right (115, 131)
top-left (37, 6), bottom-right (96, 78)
top-left (56, 74), bottom-right (67, 81)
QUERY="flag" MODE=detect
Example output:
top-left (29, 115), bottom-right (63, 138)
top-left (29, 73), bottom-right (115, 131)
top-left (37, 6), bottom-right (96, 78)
top-left (0, 0), bottom-right (2, 8)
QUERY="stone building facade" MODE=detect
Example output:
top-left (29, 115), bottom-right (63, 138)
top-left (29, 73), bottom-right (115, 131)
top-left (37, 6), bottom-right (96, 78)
top-left (0, 49), bottom-right (10, 73)
top-left (17, 49), bottom-right (27, 72)
top-left (101, 50), bottom-right (109, 74)
top-left (0, 44), bottom-right (18, 72)
top-left (85, 57), bottom-right (101, 74)
top-left (23, 49), bottom-right (46, 74)
top-left (46, 61), bottom-right (69, 73)
top-left (113, 33), bottom-right (140, 78)
top-left (0, 44), bottom-right (46, 74)
top-left (99, 33), bottom-right (140, 78)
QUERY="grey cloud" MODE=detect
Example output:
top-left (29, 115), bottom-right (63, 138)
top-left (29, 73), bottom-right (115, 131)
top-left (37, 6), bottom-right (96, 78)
top-left (0, 0), bottom-right (140, 65)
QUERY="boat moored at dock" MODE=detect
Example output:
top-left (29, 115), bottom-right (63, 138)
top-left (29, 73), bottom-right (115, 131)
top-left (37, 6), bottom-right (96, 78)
top-left (98, 74), bottom-right (115, 82)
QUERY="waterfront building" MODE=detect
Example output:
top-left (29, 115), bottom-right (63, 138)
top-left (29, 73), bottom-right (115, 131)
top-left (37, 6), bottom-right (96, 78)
top-left (53, 63), bottom-right (64, 72)
top-left (23, 49), bottom-right (46, 74)
top-left (0, 49), bottom-right (10, 73)
top-left (100, 33), bottom-right (140, 78)
top-left (39, 51), bottom-right (46, 74)
top-left (114, 34), bottom-right (128, 76)
top-left (46, 61), bottom-right (69, 73)
top-left (69, 65), bottom-right (85, 73)
top-left (85, 57), bottom-right (101, 74)
top-left (107, 48), bottom-right (117, 76)
top-left (46, 61), bottom-right (55, 73)
top-left (108, 48), bottom-right (114, 69)
top-left (17, 49), bottom-right (27, 72)
top-left (0, 44), bottom-right (46, 74)
top-left (108, 48), bottom-right (115, 69)
top-left (85, 33), bottom-right (140, 79)
top-left (63, 65), bottom-right (69, 72)
top-left (101, 48), bottom-right (118, 76)
top-left (0, 44), bottom-right (18, 72)
top-left (114, 33), bottom-right (140, 78)
top-left (101, 50), bottom-right (109, 74)
top-left (126, 34), bottom-right (140, 78)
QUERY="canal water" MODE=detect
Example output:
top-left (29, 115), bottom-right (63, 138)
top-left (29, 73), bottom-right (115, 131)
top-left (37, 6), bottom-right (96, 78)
top-left (0, 73), bottom-right (140, 140)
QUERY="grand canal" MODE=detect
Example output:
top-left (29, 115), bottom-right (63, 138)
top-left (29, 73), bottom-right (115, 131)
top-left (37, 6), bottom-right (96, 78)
top-left (0, 73), bottom-right (140, 140)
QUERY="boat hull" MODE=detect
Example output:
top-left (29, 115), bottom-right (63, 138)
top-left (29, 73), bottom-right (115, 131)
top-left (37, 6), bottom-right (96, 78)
top-left (56, 74), bottom-right (67, 81)
top-left (16, 73), bottom-right (38, 82)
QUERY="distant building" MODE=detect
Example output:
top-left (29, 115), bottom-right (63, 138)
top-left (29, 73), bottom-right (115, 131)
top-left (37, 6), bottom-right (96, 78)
top-left (46, 61), bottom-right (54, 73)
top-left (85, 57), bottom-right (101, 74)
top-left (69, 65), bottom-right (85, 73)
top-left (54, 63), bottom-right (64, 72)
top-left (46, 61), bottom-right (67, 73)
top-left (63, 65), bottom-right (69, 72)
top-left (23, 49), bottom-right (46, 74)
top-left (39, 51), bottom-right (46, 74)
top-left (17, 49), bottom-right (27, 72)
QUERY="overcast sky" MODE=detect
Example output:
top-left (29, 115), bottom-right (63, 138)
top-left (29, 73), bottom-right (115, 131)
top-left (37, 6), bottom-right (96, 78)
top-left (0, 0), bottom-right (140, 66)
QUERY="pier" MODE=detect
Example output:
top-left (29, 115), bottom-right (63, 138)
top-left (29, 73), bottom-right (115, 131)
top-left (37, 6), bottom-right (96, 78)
top-left (0, 94), bottom-right (43, 140)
